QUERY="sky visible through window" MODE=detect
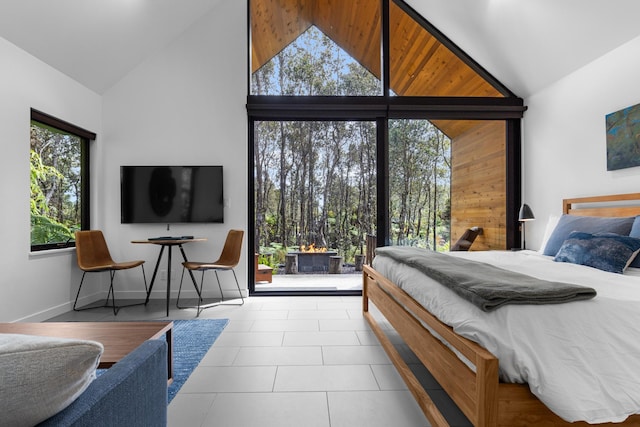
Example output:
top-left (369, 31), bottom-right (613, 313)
top-left (252, 25), bottom-right (381, 96)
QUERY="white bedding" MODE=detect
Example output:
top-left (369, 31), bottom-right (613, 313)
top-left (372, 249), bottom-right (640, 424)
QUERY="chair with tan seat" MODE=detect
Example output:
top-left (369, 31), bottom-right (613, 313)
top-left (177, 229), bottom-right (245, 316)
top-left (74, 230), bottom-right (147, 315)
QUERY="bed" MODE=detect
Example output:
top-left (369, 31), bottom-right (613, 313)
top-left (362, 193), bottom-right (640, 427)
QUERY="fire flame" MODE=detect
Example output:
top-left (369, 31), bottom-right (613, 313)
top-left (300, 243), bottom-right (327, 253)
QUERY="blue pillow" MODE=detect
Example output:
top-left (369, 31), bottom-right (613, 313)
top-left (629, 216), bottom-right (640, 268)
top-left (542, 214), bottom-right (635, 256)
top-left (554, 232), bottom-right (640, 274)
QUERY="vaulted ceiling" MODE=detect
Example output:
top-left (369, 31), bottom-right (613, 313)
top-left (1, 0), bottom-right (640, 98)
top-left (250, 0), bottom-right (504, 99)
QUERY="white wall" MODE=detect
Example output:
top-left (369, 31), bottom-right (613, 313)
top-left (101, 0), bottom-right (248, 302)
top-left (523, 35), bottom-right (640, 250)
top-left (0, 0), bottom-right (246, 322)
top-left (0, 37), bottom-right (102, 322)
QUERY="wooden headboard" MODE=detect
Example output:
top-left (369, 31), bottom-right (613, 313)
top-left (563, 193), bottom-right (640, 217)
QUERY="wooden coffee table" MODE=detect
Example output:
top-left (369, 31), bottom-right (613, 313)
top-left (0, 321), bottom-right (173, 381)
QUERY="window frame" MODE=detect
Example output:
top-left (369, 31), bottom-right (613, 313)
top-left (246, 0), bottom-right (526, 291)
top-left (30, 109), bottom-right (95, 252)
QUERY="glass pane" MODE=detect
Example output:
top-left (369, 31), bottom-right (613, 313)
top-left (30, 121), bottom-right (82, 246)
top-left (388, 119), bottom-right (451, 249)
top-left (388, 1), bottom-right (504, 97)
top-left (389, 119), bottom-right (508, 251)
top-left (250, 0), bottom-right (382, 96)
top-left (254, 120), bottom-right (377, 274)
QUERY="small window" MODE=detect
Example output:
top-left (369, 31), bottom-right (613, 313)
top-left (30, 109), bottom-right (95, 251)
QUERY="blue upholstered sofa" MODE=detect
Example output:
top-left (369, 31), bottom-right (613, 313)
top-left (38, 340), bottom-right (168, 426)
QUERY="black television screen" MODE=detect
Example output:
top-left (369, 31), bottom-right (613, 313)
top-left (120, 165), bottom-right (224, 224)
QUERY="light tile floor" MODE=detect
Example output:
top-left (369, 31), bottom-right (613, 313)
top-left (255, 272), bottom-right (362, 291)
top-left (47, 295), bottom-right (471, 427)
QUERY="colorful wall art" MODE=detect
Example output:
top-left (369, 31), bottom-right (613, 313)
top-left (606, 102), bottom-right (640, 171)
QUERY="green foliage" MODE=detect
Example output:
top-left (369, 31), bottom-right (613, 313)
top-left (30, 122), bottom-right (82, 246)
top-left (387, 119), bottom-right (450, 250)
top-left (30, 213), bottom-right (74, 245)
top-left (30, 150), bottom-right (62, 216)
top-left (259, 243), bottom-right (301, 267)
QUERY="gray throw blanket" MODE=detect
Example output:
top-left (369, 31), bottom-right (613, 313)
top-left (375, 246), bottom-right (596, 312)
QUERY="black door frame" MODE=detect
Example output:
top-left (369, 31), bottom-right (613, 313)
top-left (245, 0), bottom-right (526, 295)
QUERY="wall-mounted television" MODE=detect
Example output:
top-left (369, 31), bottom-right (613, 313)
top-left (120, 165), bottom-right (224, 224)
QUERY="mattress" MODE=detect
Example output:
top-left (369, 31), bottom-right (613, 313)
top-left (372, 249), bottom-right (640, 424)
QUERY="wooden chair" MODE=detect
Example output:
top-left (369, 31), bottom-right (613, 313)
top-left (255, 253), bottom-right (273, 283)
top-left (74, 230), bottom-right (147, 315)
top-left (451, 226), bottom-right (483, 251)
top-left (177, 229), bottom-right (245, 316)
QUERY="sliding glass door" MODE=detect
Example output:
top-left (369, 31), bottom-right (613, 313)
top-left (388, 119), bottom-right (451, 250)
top-left (253, 119), bottom-right (376, 294)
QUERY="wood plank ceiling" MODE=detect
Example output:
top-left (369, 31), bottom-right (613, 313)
top-left (250, 0), bottom-right (505, 138)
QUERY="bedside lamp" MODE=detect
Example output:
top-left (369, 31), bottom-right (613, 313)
top-left (518, 203), bottom-right (535, 250)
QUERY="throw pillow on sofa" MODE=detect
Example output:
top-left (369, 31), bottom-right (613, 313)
top-left (0, 333), bottom-right (103, 427)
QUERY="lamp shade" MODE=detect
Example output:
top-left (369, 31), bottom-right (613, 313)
top-left (518, 204), bottom-right (535, 221)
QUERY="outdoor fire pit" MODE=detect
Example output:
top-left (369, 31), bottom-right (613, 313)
top-left (285, 244), bottom-right (339, 273)
top-left (292, 251), bottom-right (338, 272)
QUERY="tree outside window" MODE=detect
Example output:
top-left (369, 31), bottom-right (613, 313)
top-left (30, 111), bottom-right (92, 251)
top-left (252, 26), bottom-right (452, 265)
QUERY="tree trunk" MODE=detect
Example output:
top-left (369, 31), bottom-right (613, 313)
top-left (329, 256), bottom-right (342, 274)
top-left (285, 254), bottom-right (298, 274)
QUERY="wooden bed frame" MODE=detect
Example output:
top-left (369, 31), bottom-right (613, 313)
top-left (363, 193), bottom-right (640, 427)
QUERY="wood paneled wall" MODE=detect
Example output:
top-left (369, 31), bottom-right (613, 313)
top-left (250, 0), bottom-right (505, 101)
top-left (450, 121), bottom-right (506, 250)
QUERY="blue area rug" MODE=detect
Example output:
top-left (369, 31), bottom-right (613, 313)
top-left (168, 319), bottom-right (228, 402)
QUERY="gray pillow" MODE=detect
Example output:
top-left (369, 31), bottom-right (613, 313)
top-left (629, 216), bottom-right (640, 267)
top-left (0, 333), bottom-right (103, 427)
top-left (542, 214), bottom-right (635, 256)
